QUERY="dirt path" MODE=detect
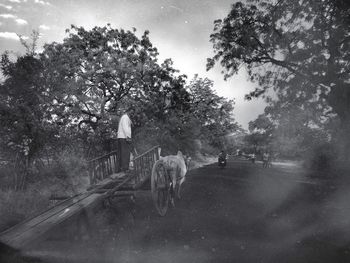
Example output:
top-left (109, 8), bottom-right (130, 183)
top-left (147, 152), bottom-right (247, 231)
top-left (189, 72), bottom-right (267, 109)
top-left (26, 160), bottom-right (350, 263)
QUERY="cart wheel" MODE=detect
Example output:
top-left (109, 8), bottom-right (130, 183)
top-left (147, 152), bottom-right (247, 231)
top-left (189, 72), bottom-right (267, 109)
top-left (151, 160), bottom-right (169, 216)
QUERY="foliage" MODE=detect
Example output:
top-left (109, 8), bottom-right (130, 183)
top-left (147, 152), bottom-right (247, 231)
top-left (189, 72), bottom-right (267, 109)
top-left (244, 114), bottom-right (274, 153)
top-left (40, 25), bottom-right (182, 130)
top-left (39, 25), bottom-right (197, 154)
top-left (132, 75), bottom-right (238, 155)
top-left (187, 75), bottom-right (239, 149)
top-left (244, 98), bottom-right (331, 160)
top-left (0, 24), bottom-right (240, 190)
top-left (303, 142), bottom-right (337, 172)
top-left (0, 54), bottom-right (50, 160)
top-left (208, 0), bottom-right (350, 159)
top-left (0, 51), bottom-right (60, 189)
top-left (208, 0), bottom-right (350, 112)
top-left (0, 188), bottom-right (49, 232)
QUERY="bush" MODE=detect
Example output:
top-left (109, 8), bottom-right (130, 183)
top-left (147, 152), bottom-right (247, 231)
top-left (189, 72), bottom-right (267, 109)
top-left (200, 141), bottom-right (218, 156)
top-left (0, 164), bottom-right (15, 189)
top-left (0, 188), bottom-right (50, 232)
top-left (0, 150), bottom-right (90, 232)
top-left (33, 151), bottom-right (89, 195)
top-left (303, 142), bottom-right (337, 173)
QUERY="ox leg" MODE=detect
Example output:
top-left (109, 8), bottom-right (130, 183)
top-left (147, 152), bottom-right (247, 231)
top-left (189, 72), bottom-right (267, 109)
top-left (177, 177), bottom-right (186, 199)
top-left (170, 171), bottom-right (176, 207)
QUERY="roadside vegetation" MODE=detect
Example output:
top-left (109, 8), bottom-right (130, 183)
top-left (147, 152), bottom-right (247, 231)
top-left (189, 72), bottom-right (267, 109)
top-left (208, 0), bottom-right (350, 174)
top-left (0, 26), bottom-right (238, 231)
top-left (1, 0), bottom-right (349, 232)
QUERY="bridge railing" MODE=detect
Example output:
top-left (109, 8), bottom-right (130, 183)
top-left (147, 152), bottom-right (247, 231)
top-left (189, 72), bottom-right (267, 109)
top-left (88, 150), bottom-right (118, 185)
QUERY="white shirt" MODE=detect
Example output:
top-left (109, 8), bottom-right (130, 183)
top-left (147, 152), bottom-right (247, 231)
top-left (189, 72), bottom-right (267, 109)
top-left (117, 113), bottom-right (131, 139)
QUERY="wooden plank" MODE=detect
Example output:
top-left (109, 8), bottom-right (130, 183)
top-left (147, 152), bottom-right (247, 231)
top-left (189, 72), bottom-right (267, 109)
top-left (87, 177), bottom-right (114, 191)
top-left (0, 146), bottom-right (159, 250)
top-left (0, 192), bottom-right (91, 242)
top-left (2, 193), bottom-right (104, 249)
top-left (104, 173), bottom-right (136, 196)
top-left (86, 172), bottom-right (127, 190)
top-left (0, 173), bottom-right (133, 249)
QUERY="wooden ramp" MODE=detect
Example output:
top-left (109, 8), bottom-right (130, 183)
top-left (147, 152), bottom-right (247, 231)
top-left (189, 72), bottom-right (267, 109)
top-left (0, 172), bottom-right (135, 249)
top-left (0, 192), bottom-right (102, 249)
top-left (0, 146), bottom-right (160, 250)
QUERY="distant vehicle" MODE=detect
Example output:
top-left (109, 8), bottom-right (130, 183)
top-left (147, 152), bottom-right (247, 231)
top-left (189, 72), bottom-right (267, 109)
top-left (218, 151), bottom-right (227, 169)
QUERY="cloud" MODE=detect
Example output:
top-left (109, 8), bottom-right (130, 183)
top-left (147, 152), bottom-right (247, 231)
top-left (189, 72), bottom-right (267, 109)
top-left (0, 32), bottom-right (19, 40)
top-left (0, 31), bottom-right (24, 40)
top-left (34, 0), bottom-right (50, 5)
top-left (15, 18), bottom-right (27, 25)
top-left (39, 24), bottom-right (50, 30)
top-left (169, 5), bottom-right (184, 13)
top-left (0, 13), bottom-right (28, 26)
top-left (0, 13), bottom-right (16, 19)
top-left (7, 0), bottom-right (27, 3)
top-left (0, 4), bottom-right (13, 10)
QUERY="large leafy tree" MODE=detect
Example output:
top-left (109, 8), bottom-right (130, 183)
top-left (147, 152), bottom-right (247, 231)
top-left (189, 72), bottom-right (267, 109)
top-left (208, 0), bottom-right (350, 157)
top-left (0, 53), bottom-right (58, 189)
top-left (40, 25), bottom-right (192, 154)
top-left (245, 114), bottom-right (274, 154)
top-left (133, 75), bottom-right (239, 154)
top-left (124, 58), bottom-right (192, 153)
top-left (41, 25), bottom-right (166, 129)
top-left (245, 98), bottom-right (331, 159)
top-left (0, 54), bottom-right (55, 160)
top-left (187, 76), bottom-right (238, 149)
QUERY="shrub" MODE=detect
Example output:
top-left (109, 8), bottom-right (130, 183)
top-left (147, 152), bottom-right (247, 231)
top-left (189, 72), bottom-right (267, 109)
top-left (303, 142), bottom-right (337, 173)
top-left (0, 164), bottom-right (15, 190)
top-left (0, 188), bottom-right (49, 232)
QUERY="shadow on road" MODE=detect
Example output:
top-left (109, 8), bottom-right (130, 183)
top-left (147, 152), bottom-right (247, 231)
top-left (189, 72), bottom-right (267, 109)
top-left (20, 160), bottom-right (350, 263)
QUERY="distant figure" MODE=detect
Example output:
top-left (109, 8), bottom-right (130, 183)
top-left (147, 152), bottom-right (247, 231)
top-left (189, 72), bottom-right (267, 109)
top-left (251, 153), bottom-right (256, 164)
top-left (117, 108), bottom-right (133, 172)
top-left (218, 150), bottom-right (227, 168)
top-left (219, 150), bottom-right (227, 159)
top-left (262, 152), bottom-right (270, 168)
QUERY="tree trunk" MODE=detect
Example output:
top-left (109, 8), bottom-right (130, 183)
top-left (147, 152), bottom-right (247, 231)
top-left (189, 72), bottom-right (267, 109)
top-left (13, 155), bottom-right (29, 191)
top-left (334, 119), bottom-right (350, 163)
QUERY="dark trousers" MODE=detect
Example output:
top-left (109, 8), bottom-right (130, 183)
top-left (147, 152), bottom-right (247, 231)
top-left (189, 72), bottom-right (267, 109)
top-left (117, 138), bottom-right (131, 172)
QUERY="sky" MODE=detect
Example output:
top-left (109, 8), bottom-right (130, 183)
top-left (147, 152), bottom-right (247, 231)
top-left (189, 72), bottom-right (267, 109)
top-left (0, 0), bottom-right (266, 129)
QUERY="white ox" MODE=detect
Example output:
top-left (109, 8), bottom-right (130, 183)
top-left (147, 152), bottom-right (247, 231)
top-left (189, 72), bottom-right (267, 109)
top-left (157, 151), bottom-right (189, 205)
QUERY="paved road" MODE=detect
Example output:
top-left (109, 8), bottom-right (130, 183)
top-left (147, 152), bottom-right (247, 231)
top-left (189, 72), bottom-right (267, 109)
top-left (25, 160), bottom-right (350, 262)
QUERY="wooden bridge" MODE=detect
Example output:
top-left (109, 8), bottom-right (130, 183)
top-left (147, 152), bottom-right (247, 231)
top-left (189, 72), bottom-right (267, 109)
top-left (0, 146), bottom-right (160, 249)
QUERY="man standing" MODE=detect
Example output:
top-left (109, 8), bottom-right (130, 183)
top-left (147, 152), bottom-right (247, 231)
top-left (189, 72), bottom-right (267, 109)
top-left (117, 109), bottom-right (132, 172)
top-left (262, 152), bottom-right (269, 168)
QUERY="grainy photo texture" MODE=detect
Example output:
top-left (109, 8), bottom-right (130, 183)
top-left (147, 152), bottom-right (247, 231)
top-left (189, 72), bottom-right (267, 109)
top-left (0, 0), bottom-right (349, 262)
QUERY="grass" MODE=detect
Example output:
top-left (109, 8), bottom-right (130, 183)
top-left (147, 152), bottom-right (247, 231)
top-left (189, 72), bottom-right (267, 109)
top-left (0, 174), bottom-right (90, 233)
top-left (0, 188), bottom-right (50, 232)
top-left (0, 158), bottom-right (90, 233)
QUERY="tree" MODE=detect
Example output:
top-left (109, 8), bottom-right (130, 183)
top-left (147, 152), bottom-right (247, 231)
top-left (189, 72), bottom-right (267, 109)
top-left (133, 75), bottom-right (240, 154)
top-left (208, 0), bottom-right (350, 158)
top-left (40, 25), bottom-right (164, 130)
top-left (245, 114), bottom-right (274, 154)
top-left (0, 53), bottom-right (57, 189)
top-left (187, 75), bottom-right (239, 149)
top-left (39, 25), bottom-right (194, 154)
top-left (244, 95), bottom-right (331, 160)
top-left (122, 58), bottom-right (192, 153)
